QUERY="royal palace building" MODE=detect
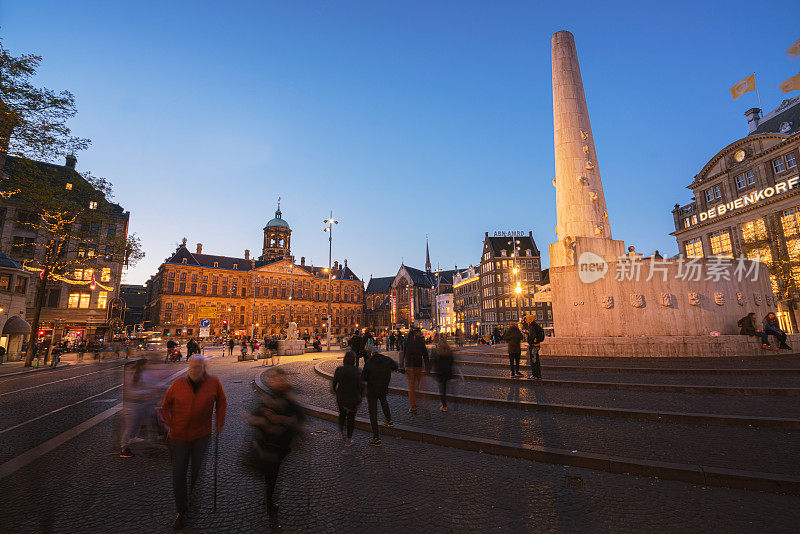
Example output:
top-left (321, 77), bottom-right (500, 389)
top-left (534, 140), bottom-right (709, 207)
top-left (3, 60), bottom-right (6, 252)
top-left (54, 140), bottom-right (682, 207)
top-left (144, 205), bottom-right (364, 339)
top-left (672, 97), bottom-right (800, 331)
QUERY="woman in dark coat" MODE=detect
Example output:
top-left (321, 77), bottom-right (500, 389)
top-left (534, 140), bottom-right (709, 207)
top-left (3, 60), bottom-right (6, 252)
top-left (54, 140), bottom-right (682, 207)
top-left (432, 337), bottom-right (455, 412)
top-left (332, 352), bottom-right (363, 445)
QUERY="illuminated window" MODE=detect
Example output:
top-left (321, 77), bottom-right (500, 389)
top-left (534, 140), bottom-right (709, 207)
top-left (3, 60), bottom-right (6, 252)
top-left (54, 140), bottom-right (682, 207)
top-left (65, 183), bottom-right (72, 190)
top-left (741, 218), bottom-right (768, 243)
top-left (781, 207), bottom-right (800, 261)
top-left (88, 201), bottom-right (98, 210)
top-left (685, 237), bottom-right (704, 258)
top-left (68, 293), bottom-right (80, 308)
top-left (709, 230), bottom-right (733, 258)
top-left (97, 291), bottom-right (108, 309)
top-left (101, 267), bottom-right (111, 282)
top-left (774, 157), bottom-right (786, 174)
top-left (745, 245), bottom-right (771, 264)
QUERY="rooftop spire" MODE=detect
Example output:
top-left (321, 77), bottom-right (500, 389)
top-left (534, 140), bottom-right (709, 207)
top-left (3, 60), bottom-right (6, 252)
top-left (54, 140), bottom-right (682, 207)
top-left (425, 235), bottom-right (431, 273)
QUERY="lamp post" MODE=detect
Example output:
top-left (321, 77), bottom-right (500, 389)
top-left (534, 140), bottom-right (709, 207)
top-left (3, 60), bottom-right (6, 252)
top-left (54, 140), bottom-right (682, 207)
top-left (508, 239), bottom-right (522, 325)
top-left (288, 262), bottom-right (295, 323)
top-left (323, 212), bottom-right (338, 351)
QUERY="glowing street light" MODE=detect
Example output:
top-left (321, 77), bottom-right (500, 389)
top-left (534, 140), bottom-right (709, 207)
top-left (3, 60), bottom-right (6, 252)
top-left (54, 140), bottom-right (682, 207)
top-left (323, 212), bottom-right (338, 351)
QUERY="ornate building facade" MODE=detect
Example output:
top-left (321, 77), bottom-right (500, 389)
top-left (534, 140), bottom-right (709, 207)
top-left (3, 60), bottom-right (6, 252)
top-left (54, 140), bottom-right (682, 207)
top-left (671, 97), bottom-right (800, 332)
top-left (144, 206), bottom-right (363, 339)
top-left (364, 276), bottom-right (393, 331)
top-left (478, 232), bottom-right (551, 334)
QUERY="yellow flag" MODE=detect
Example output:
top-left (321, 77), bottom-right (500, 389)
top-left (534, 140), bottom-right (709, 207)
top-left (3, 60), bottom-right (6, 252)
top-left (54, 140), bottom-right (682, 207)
top-left (730, 74), bottom-right (756, 100)
top-left (780, 73), bottom-right (800, 93)
top-left (787, 38), bottom-right (800, 59)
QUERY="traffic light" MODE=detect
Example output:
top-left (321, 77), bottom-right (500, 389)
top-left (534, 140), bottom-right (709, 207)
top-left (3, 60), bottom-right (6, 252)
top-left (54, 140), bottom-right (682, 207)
top-left (222, 319), bottom-right (228, 332)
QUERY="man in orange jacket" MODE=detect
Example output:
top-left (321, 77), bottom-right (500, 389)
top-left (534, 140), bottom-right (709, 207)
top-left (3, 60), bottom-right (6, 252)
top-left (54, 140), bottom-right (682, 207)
top-left (161, 356), bottom-right (227, 530)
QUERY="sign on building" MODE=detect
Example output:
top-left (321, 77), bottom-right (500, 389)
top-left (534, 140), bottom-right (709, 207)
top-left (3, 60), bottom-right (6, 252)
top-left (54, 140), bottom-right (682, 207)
top-left (492, 231), bottom-right (527, 237)
top-left (199, 318), bottom-right (211, 338)
top-left (198, 306), bottom-right (217, 319)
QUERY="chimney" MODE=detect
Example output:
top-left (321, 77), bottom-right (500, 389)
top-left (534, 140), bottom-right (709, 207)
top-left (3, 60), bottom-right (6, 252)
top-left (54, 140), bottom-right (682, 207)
top-left (196, 243), bottom-right (202, 254)
top-left (300, 256), bottom-right (305, 266)
top-left (485, 231), bottom-right (489, 237)
top-left (745, 108), bottom-right (761, 133)
top-left (65, 154), bottom-right (77, 169)
top-left (244, 249), bottom-right (250, 260)
top-left (344, 259), bottom-right (348, 269)
top-left (334, 260), bottom-right (339, 271)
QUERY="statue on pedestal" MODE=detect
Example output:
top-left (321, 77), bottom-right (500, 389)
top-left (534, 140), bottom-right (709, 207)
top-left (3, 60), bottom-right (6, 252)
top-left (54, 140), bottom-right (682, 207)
top-left (286, 322), bottom-right (298, 340)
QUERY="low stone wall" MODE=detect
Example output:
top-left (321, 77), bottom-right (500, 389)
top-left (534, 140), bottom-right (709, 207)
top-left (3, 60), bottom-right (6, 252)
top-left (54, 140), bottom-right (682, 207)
top-left (539, 334), bottom-right (800, 358)
top-left (278, 339), bottom-right (305, 356)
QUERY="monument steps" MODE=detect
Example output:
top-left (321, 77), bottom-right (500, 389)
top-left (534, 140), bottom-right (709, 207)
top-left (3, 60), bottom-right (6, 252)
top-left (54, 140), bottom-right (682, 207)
top-left (260, 361), bottom-right (800, 495)
top-left (312, 362), bottom-right (800, 429)
top-left (453, 358), bottom-right (800, 375)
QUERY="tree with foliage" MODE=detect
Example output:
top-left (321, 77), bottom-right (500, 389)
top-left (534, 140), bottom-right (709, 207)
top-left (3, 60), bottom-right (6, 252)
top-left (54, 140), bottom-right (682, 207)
top-left (1, 40), bottom-right (144, 366)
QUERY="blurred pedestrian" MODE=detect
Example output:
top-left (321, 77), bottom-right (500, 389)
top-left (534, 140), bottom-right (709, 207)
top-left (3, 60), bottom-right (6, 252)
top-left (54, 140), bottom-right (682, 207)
top-left (504, 323), bottom-right (524, 377)
top-left (348, 331), bottom-right (364, 367)
top-left (245, 367), bottom-right (304, 526)
top-left (161, 356), bottom-right (227, 530)
top-left (403, 328), bottom-right (429, 414)
top-left (240, 340), bottom-right (248, 361)
top-left (361, 349), bottom-right (398, 446)
top-left (432, 337), bottom-right (454, 412)
top-left (120, 358), bottom-right (159, 458)
top-left (332, 352), bottom-right (363, 446)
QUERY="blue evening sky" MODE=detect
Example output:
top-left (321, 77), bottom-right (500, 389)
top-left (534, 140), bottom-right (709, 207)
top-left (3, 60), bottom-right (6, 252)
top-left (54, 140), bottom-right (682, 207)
top-left (2, 1), bottom-right (799, 284)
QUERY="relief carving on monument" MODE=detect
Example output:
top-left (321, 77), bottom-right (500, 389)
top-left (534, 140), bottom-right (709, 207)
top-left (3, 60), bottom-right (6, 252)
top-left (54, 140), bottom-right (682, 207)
top-left (600, 296), bottom-right (614, 309)
top-left (589, 191), bottom-right (598, 202)
top-left (688, 292), bottom-right (701, 306)
top-left (563, 236), bottom-right (577, 266)
top-left (714, 292), bottom-right (725, 306)
top-left (580, 129), bottom-right (588, 140)
top-left (737, 292), bottom-right (747, 306)
top-left (582, 145), bottom-right (590, 155)
top-left (585, 161), bottom-right (595, 171)
top-left (629, 294), bottom-right (645, 308)
top-left (658, 292), bottom-right (673, 308)
top-left (594, 224), bottom-right (604, 236)
top-left (576, 175), bottom-right (588, 186)
top-left (573, 301), bottom-right (584, 306)
top-left (754, 293), bottom-right (762, 306)
top-left (765, 295), bottom-right (773, 306)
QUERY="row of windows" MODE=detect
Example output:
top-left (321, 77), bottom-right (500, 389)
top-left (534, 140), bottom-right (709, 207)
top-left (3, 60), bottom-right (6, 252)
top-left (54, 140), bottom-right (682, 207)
top-left (0, 273), bottom-right (27, 294)
top-left (704, 153), bottom-right (797, 204)
top-left (67, 291), bottom-right (108, 309)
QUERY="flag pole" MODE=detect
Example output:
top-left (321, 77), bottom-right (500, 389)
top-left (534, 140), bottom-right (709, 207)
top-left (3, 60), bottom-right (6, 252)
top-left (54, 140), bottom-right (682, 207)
top-left (754, 73), bottom-right (763, 112)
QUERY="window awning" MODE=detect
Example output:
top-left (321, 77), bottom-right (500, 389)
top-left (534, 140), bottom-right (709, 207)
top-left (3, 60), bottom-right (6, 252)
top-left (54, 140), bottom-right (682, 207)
top-left (3, 316), bottom-right (31, 335)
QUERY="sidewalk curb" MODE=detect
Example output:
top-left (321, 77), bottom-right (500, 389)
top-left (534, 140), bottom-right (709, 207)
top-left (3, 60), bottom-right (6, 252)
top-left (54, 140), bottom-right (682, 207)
top-left (312, 362), bottom-right (800, 430)
top-left (253, 367), bottom-right (800, 496)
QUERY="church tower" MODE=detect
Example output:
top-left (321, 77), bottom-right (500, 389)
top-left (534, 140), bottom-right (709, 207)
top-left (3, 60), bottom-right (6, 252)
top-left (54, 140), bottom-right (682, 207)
top-left (425, 237), bottom-right (432, 273)
top-left (261, 200), bottom-right (292, 262)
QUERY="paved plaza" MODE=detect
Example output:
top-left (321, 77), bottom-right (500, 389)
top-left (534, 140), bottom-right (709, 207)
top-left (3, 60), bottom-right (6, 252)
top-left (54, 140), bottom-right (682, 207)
top-left (2, 347), bottom-right (800, 532)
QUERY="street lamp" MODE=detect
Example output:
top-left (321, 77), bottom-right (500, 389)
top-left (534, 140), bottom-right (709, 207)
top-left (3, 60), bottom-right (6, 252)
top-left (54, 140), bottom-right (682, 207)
top-left (508, 239), bottom-right (522, 326)
top-left (323, 212), bottom-right (338, 351)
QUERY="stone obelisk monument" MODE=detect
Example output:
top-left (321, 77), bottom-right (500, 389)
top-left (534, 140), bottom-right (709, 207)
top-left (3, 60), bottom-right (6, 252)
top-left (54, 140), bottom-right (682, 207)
top-left (549, 31), bottom-right (624, 268)
top-left (544, 30), bottom-right (773, 347)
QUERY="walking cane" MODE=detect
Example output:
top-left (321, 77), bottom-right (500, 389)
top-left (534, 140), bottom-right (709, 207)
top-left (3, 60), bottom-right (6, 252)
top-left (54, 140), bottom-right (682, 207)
top-left (213, 431), bottom-right (219, 512)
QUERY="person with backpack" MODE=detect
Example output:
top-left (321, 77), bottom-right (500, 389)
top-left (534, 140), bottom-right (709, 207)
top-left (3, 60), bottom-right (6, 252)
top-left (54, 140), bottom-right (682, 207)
top-left (361, 349), bottom-right (398, 446)
top-left (348, 331), bottom-right (364, 367)
top-left (738, 312), bottom-right (773, 350)
top-left (332, 352), bottom-right (363, 446)
top-left (526, 317), bottom-right (545, 379)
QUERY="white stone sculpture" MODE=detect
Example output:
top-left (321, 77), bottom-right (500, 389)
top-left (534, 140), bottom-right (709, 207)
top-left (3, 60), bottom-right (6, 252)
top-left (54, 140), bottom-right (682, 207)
top-left (563, 236), bottom-right (577, 266)
top-left (714, 292), bottom-right (725, 306)
top-left (600, 296), bottom-right (614, 309)
top-left (630, 294), bottom-right (645, 308)
top-left (688, 292), bottom-right (701, 306)
top-left (287, 321), bottom-right (298, 340)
